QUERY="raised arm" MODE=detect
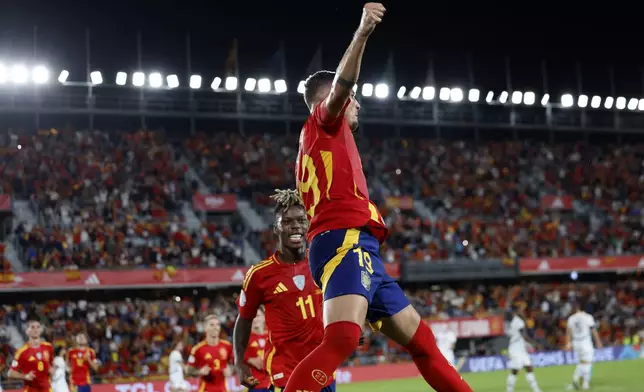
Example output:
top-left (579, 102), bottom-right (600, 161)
top-left (324, 3), bottom-right (386, 117)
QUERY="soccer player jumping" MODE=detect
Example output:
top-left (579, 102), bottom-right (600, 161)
top-left (284, 3), bottom-right (474, 392)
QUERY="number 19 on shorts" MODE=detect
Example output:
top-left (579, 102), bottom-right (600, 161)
top-left (353, 248), bottom-right (374, 274)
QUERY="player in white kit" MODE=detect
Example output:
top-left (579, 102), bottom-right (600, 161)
top-left (505, 307), bottom-right (543, 392)
top-left (52, 346), bottom-right (70, 392)
top-left (169, 341), bottom-right (189, 392)
top-left (566, 301), bottom-right (602, 390)
top-left (435, 329), bottom-right (457, 365)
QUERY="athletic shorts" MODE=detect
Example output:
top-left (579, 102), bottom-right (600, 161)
top-left (73, 385), bottom-right (91, 392)
top-left (309, 228), bottom-right (409, 326)
top-left (270, 381), bottom-right (336, 392)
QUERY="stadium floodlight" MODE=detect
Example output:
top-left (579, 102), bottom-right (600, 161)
top-left (577, 94), bottom-right (588, 108)
top-left (615, 96), bottom-right (626, 110)
top-left (211, 77), bottom-right (222, 90)
top-left (189, 75), bottom-right (202, 89)
top-left (422, 86), bottom-right (435, 100)
top-left (244, 78), bottom-right (257, 92)
top-left (361, 83), bottom-right (373, 97)
top-left (397, 86), bottom-right (406, 99)
top-left (274, 79), bottom-right (287, 93)
top-left (590, 95), bottom-right (601, 109)
top-left (57, 70), bottom-right (69, 84)
top-left (604, 96), bottom-right (614, 109)
top-left (90, 70), bottom-right (103, 85)
top-left (628, 98), bottom-right (638, 110)
top-left (12, 65), bottom-right (29, 84)
top-left (409, 86), bottom-right (421, 99)
top-left (374, 83), bottom-right (389, 99)
top-left (499, 91), bottom-right (508, 104)
top-left (639, 99), bottom-right (644, 111)
top-left (524, 91), bottom-right (536, 105)
top-left (511, 91), bottom-right (523, 105)
top-left (485, 91), bottom-right (494, 103)
top-left (439, 87), bottom-right (450, 101)
top-left (116, 72), bottom-right (128, 86)
top-left (167, 74), bottom-right (179, 89)
top-left (149, 72), bottom-right (163, 88)
top-left (297, 80), bottom-right (305, 94)
top-left (225, 76), bottom-right (238, 91)
top-left (541, 94), bottom-right (550, 106)
top-left (0, 64), bottom-right (6, 84)
top-left (468, 88), bottom-right (480, 102)
top-left (257, 78), bottom-right (271, 93)
top-left (132, 72), bottom-right (145, 87)
top-left (32, 65), bottom-right (49, 84)
top-left (450, 88), bottom-right (463, 102)
top-left (561, 94), bottom-right (573, 108)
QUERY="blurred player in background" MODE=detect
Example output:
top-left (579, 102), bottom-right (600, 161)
top-left (233, 189), bottom-right (336, 392)
top-left (169, 341), bottom-right (189, 392)
top-left (286, 3), bottom-right (473, 392)
top-left (435, 329), bottom-right (457, 366)
top-left (243, 310), bottom-right (270, 392)
top-left (566, 301), bottom-right (602, 390)
top-left (8, 319), bottom-right (54, 392)
top-left (187, 315), bottom-right (233, 392)
top-left (68, 333), bottom-right (98, 392)
top-left (52, 347), bottom-right (69, 392)
top-left (506, 307), bottom-right (543, 392)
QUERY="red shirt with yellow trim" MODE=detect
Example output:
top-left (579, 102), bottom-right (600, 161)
top-left (67, 347), bottom-right (96, 386)
top-left (236, 254), bottom-right (330, 388)
top-left (10, 341), bottom-right (54, 390)
top-left (295, 100), bottom-right (388, 243)
top-left (244, 332), bottom-right (270, 389)
top-left (188, 340), bottom-right (232, 392)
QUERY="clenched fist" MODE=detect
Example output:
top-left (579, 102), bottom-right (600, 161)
top-left (356, 3), bottom-right (386, 39)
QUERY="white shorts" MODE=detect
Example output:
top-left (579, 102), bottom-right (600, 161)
top-left (440, 348), bottom-right (455, 365)
top-left (507, 347), bottom-right (532, 370)
top-left (169, 375), bottom-right (189, 390)
top-left (573, 343), bottom-right (594, 363)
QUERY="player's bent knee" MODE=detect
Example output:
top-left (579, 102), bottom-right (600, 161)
top-left (323, 294), bottom-right (368, 326)
top-left (379, 305), bottom-right (421, 346)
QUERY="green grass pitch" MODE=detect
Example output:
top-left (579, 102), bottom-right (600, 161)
top-left (340, 360), bottom-right (643, 392)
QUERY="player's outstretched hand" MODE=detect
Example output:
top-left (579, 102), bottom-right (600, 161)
top-left (24, 371), bottom-right (35, 381)
top-left (236, 363), bottom-right (259, 389)
top-left (356, 3), bottom-right (386, 39)
top-left (198, 365), bottom-right (211, 376)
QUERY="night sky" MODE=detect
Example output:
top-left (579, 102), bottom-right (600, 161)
top-left (1, 0), bottom-right (643, 97)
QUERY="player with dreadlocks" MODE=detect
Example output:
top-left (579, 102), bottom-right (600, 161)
top-left (233, 189), bottom-right (336, 392)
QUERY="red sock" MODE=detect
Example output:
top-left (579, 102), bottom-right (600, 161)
top-left (405, 322), bottom-right (473, 392)
top-left (283, 321), bottom-right (361, 392)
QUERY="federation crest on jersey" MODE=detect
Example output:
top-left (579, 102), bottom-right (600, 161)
top-left (36, 352), bottom-right (42, 360)
top-left (293, 275), bottom-right (306, 291)
top-left (258, 339), bottom-right (266, 348)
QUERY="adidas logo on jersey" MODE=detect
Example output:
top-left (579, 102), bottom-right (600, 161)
top-left (85, 274), bottom-right (101, 285)
top-left (273, 282), bottom-right (288, 294)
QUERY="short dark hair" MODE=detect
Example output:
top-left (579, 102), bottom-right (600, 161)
top-left (304, 70), bottom-right (335, 110)
top-left (54, 346), bottom-right (65, 357)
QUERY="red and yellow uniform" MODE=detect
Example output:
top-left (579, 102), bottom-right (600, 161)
top-left (67, 347), bottom-right (96, 389)
top-left (295, 100), bottom-right (388, 243)
top-left (11, 342), bottom-right (54, 392)
top-left (188, 340), bottom-right (233, 392)
top-left (244, 332), bottom-right (270, 390)
top-left (236, 253), bottom-right (332, 389)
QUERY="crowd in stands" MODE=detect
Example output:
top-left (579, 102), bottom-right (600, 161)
top-left (0, 279), bottom-right (640, 384)
top-left (0, 129), bottom-right (245, 270)
top-left (182, 132), bottom-right (644, 263)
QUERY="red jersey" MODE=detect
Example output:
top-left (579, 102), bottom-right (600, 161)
top-left (236, 253), bottom-right (329, 388)
top-left (296, 100), bottom-right (388, 243)
top-left (67, 347), bottom-right (96, 386)
top-left (188, 340), bottom-right (233, 392)
top-left (244, 332), bottom-right (270, 389)
top-left (10, 341), bottom-right (54, 391)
